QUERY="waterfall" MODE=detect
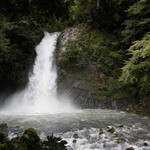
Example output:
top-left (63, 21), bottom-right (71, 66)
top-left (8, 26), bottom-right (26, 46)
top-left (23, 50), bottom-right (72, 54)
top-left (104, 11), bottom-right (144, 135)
top-left (23, 32), bottom-right (59, 110)
top-left (1, 32), bottom-right (75, 114)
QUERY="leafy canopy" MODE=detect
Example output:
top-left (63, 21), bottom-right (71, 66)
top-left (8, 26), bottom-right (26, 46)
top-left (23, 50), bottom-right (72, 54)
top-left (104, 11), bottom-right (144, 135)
top-left (120, 32), bottom-right (150, 94)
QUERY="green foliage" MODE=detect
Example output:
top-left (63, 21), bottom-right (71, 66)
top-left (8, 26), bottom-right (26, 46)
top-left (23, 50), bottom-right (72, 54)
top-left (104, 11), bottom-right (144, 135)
top-left (120, 32), bottom-right (150, 94)
top-left (58, 40), bottom-right (87, 68)
top-left (58, 0), bottom-right (149, 102)
top-left (59, 26), bottom-right (122, 76)
top-left (0, 0), bottom-right (72, 32)
top-left (0, 0), bottom-right (73, 91)
top-left (0, 15), bottom-right (9, 60)
top-left (0, 33), bottom-right (9, 62)
top-left (94, 79), bottom-right (138, 101)
top-left (0, 0), bottom-right (149, 103)
top-left (28, 0), bottom-right (73, 31)
top-left (0, 0), bottom-right (30, 21)
top-left (68, 0), bottom-right (137, 31)
top-left (0, 16), bottom-right (42, 88)
top-left (122, 0), bottom-right (150, 45)
top-left (57, 69), bottom-right (67, 82)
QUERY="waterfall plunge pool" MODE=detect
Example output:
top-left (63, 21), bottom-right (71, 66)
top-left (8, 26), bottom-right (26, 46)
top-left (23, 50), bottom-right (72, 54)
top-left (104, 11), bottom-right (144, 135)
top-left (0, 109), bottom-right (149, 150)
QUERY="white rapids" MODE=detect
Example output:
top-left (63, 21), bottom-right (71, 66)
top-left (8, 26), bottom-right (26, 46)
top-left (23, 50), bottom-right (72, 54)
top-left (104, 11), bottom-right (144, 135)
top-left (0, 32), bottom-right (75, 114)
top-left (0, 109), bottom-right (149, 150)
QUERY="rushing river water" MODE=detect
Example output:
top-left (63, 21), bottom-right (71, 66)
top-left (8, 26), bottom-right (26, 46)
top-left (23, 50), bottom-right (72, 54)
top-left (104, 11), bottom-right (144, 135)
top-left (0, 109), bottom-right (150, 150)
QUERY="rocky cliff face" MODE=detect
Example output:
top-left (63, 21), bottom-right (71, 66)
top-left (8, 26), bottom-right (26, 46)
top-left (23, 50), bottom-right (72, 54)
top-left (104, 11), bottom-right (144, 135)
top-left (57, 73), bottom-right (129, 109)
top-left (56, 27), bottom-right (128, 109)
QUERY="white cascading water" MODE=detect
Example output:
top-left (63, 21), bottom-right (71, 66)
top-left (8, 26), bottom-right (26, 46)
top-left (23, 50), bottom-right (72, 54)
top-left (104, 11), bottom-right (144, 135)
top-left (1, 32), bottom-right (75, 114)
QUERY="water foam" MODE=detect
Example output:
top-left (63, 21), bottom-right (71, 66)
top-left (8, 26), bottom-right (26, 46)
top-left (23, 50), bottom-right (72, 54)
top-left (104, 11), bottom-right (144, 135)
top-left (0, 32), bottom-right (76, 114)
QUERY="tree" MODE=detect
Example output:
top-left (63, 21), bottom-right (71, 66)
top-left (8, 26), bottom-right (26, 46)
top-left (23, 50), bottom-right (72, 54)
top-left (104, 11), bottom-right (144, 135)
top-left (122, 0), bottom-right (150, 46)
top-left (120, 32), bottom-right (150, 95)
top-left (68, 0), bottom-right (137, 31)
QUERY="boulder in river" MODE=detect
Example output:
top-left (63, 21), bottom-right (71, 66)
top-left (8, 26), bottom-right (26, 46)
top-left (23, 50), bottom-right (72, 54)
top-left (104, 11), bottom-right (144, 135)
top-left (21, 128), bottom-right (42, 150)
top-left (0, 127), bottom-right (68, 150)
top-left (0, 123), bottom-right (8, 129)
top-left (107, 126), bottom-right (115, 133)
top-left (0, 131), bottom-right (7, 142)
top-left (143, 142), bottom-right (148, 146)
top-left (73, 133), bottom-right (79, 139)
top-left (99, 128), bottom-right (103, 134)
top-left (125, 147), bottom-right (135, 150)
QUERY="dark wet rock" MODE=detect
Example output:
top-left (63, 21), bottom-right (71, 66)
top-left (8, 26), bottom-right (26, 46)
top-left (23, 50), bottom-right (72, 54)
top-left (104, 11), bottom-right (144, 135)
top-left (116, 137), bottom-right (127, 143)
top-left (0, 127), bottom-right (68, 150)
top-left (43, 135), bottom-right (67, 150)
top-left (72, 139), bottom-right (77, 143)
top-left (21, 128), bottom-right (42, 150)
top-left (112, 133), bottom-right (125, 142)
top-left (0, 131), bottom-right (7, 142)
top-left (57, 72), bottom-right (129, 109)
top-left (73, 133), bottom-right (79, 139)
top-left (116, 124), bottom-right (124, 128)
top-left (125, 147), bottom-right (135, 150)
top-left (107, 126), bottom-right (115, 133)
top-left (118, 125), bottom-right (124, 128)
top-left (21, 128), bottom-right (40, 141)
top-left (66, 145), bottom-right (73, 150)
top-left (113, 133), bottom-right (124, 137)
top-left (11, 136), bottom-right (20, 142)
top-left (0, 123), bottom-right (8, 129)
top-left (143, 142), bottom-right (148, 146)
top-left (15, 125), bottom-right (20, 128)
top-left (137, 141), bottom-right (149, 147)
top-left (99, 128), bottom-right (103, 134)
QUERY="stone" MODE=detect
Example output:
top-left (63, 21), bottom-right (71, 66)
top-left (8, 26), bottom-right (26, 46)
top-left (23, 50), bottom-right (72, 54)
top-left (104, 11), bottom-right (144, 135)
top-left (116, 137), bottom-right (127, 143)
top-left (0, 131), bottom-right (7, 142)
top-left (99, 128), bottom-right (103, 134)
top-left (107, 126), bottom-right (115, 133)
top-left (0, 128), bottom-right (68, 150)
top-left (43, 135), bottom-right (67, 150)
top-left (116, 124), bottom-right (124, 128)
top-left (0, 123), bottom-right (8, 129)
top-left (21, 128), bottom-right (42, 150)
top-left (143, 142), bottom-right (148, 146)
top-left (72, 139), bottom-right (77, 143)
top-left (73, 133), bottom-right (79, 139)
top-left (125, 147), bottom-right (135, 150)
top-left (113, 133), bottom-right (123, 137)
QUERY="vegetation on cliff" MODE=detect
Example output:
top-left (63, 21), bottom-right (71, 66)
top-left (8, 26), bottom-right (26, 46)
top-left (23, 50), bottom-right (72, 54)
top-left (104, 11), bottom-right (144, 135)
top-left (0, 0), bottom-right (70, 91)
top-left (58, 0), bottom-right (150, 112)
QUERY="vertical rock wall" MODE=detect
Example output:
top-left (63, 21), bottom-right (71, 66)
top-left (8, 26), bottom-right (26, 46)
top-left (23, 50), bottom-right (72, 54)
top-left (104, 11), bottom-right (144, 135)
top-left (57, 27), bottom-right (128, 109)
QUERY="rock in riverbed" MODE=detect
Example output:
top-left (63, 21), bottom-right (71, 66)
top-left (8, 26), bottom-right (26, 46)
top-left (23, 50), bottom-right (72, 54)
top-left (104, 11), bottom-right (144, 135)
top-left (107, 126), bottom-right (115, 133)
top-left (125, 147), bottom-right (135, 150)
top-left (0, 128), bottom-right (68, 150)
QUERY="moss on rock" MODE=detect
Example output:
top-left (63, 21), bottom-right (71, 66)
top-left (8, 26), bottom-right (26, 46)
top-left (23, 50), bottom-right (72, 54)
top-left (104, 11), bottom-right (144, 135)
top-left (0, 128), bottom-right (67, 150)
